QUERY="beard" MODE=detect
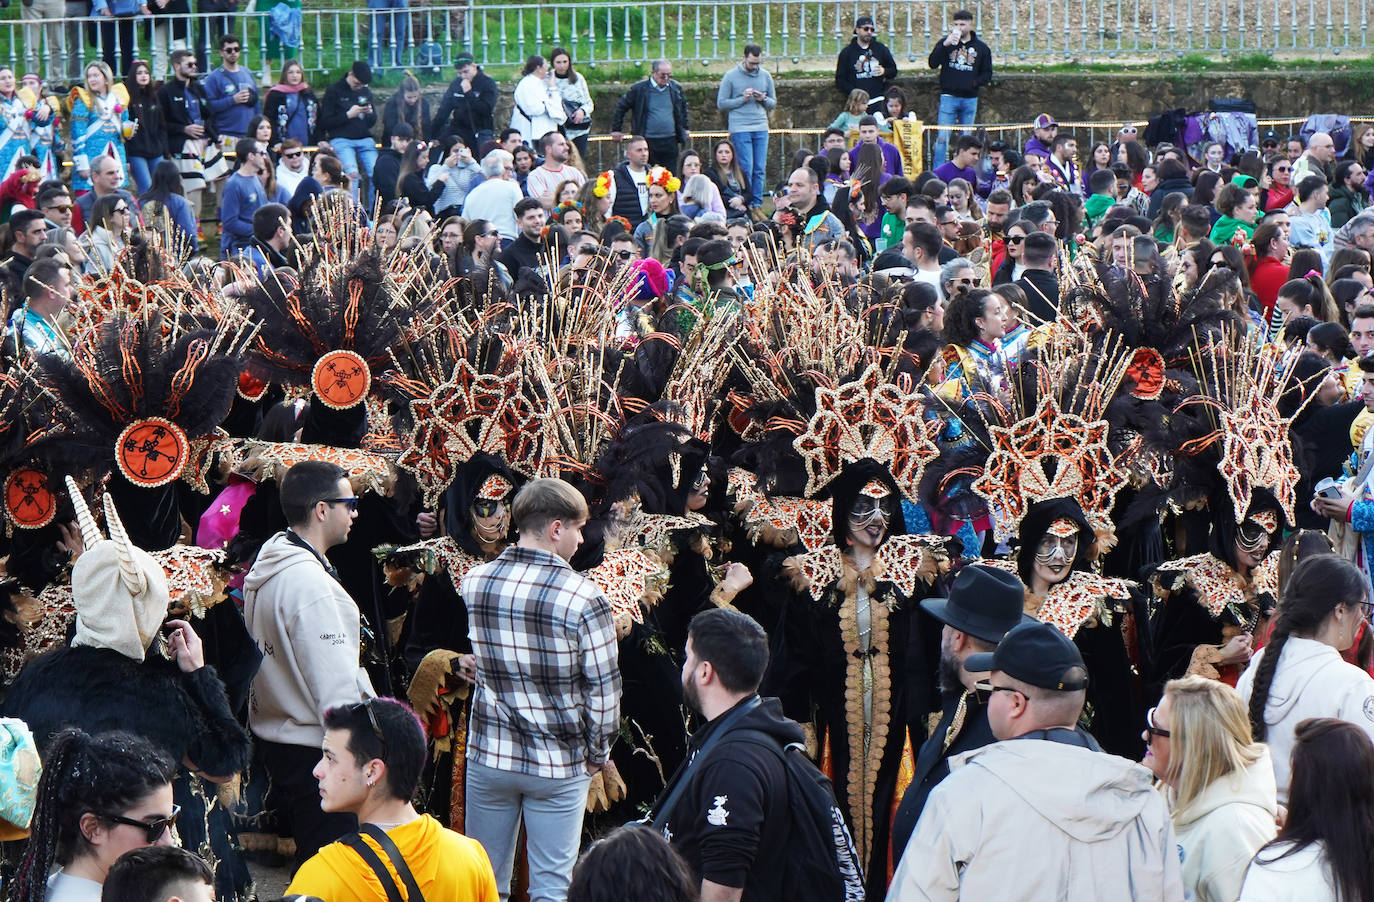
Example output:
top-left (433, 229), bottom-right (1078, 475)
top-left (938, 649), bottom-right (965, 694)
top-left (682, 673), bottom-right (702, 716)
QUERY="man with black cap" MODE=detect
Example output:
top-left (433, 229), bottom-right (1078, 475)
top-left (889, 564), bottom-right (1031, 864)
top-left (432, 54), bottom-right (499, 149)
top-left (835, 15), bottom-right (897, 108)
top-left (888, 622), bottom-right (1183, 900)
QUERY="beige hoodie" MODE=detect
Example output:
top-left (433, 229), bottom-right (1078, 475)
top-left (1171, 749), bottom-right (1278, 902)
top-left (243, 531), bottom-right (374, 747)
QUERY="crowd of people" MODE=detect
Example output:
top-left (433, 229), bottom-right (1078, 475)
top-left (3, 10), bottom-right (1374, 902)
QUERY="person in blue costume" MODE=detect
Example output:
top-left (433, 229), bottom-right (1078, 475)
top-left (0, 69), bottom-right (61, 182)
top-left (69, 60), bottom-right (132, 194)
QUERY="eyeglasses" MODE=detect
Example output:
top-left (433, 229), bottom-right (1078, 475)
top-left (1120, 126), bottom-right (1138, 135)
top-left (858, 26), bottom-right (875, 31)
top-left (1273, 165), bottom-right (1291, 172)
top-left (350, 698), bottom-right (388, 762)
top-left (107, 804), bottom-right (181, 844)
top-left (973, 681), bottom-right (1023, 704)
top-left (283, 150), bottom-right (303, 159)
top-left (952, 277), bottom-right (975, 285)
top-left (322, 496), bottom-right (359, 512)
top-left (1144, 706), bottom-right (1171, 739)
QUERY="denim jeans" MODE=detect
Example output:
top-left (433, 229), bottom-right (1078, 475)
top-left (330, 135), bottom-right (378, 206)
top-left (934, 94), bottom-right (979, 167)
top-left (465, 760), bottom-right (590, 902)
top-left (733, 130), bottom-right (768, 207)
top-left (367, 0), bottom-right (410, 68)
top-left (127, 155), bottom-right (160, 194)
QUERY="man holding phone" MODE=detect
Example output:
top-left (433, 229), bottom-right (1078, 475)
top-left (927, 10), bottom-right (993, 167)
top-left (717, 44), bottom-right (776, 212)
top-left (319, 61), bottom-right (380, 206)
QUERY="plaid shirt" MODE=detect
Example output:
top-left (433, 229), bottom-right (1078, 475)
top-left (462, 544), bottom-right (621, 779)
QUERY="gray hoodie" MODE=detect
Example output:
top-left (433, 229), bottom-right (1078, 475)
top-left (243, 531), bottom-right (374, 747)
top-left (890, 739), bottom-right (1185, 900)
top-left (716, 63), bottom-right (776, 133)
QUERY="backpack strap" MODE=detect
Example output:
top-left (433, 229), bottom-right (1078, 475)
top-left (649, 695), bottom-right (762, 831)
top-left (360, 824), bottom-right (426, 902)
top-left (340, 832), bottom-right (406, 902)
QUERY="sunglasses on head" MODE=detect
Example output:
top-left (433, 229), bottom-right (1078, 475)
top-left (107, 804), bottom-right (181, 844)
top-left (349, 698), bottom-right (388, 761)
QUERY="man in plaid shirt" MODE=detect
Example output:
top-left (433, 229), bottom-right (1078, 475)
top-left (460, 477), bottom-right (621, 902)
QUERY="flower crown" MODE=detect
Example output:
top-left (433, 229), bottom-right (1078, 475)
top-left (647, 166), bottom-right (681, 193)
top-left (554, 201), bottom-right (584, 221)
top-left (605, 215), bottom-right (633, 234)
top-left (592, 171), bottom-right (613, 197)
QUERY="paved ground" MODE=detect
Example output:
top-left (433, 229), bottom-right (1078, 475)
top-left (247, 857), bottom-right (292, 900)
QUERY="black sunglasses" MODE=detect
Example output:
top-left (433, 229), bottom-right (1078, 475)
top-left (350, 698), bottom-right (388, 761)
top-left (1006, 234), bottom-right (1026, 244)
top-left (615, 250), bottom-right (635, 260)
top-left (107, 804), bottom-right (181, 843)
top-left (322, 496), bottom-right (359, 512)
top-left (973, 681), bottom-right (1022, 704)
top-left (1144, 706), bottom-right (1170, 739)
top-left (485, 230), bottom-right (500, 238)
top-left (283, 150), bottom-right (303, 158)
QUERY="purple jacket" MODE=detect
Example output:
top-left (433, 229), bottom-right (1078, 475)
top-left (848, 139), bottom-right (904, 178)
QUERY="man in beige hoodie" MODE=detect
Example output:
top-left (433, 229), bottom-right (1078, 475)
top-left (244, 459), bottom-right (375, 869)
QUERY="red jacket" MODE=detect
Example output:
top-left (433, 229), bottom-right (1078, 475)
top-left (0, 169), bottom-right (38, 223)
top-left (1250, 254), bottom-right (1289, 317)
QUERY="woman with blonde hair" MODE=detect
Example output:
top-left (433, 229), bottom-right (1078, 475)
top-left (1143, 675), bottom-right (1277, 902)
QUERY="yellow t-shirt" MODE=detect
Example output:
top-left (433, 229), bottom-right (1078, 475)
top-left (286, 814), bottom-right (497, 902)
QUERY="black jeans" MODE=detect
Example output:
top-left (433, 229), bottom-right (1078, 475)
top-left (258, 738), bottom-right (358, 870)
top-left (646, 135), bottom-right (680, 169)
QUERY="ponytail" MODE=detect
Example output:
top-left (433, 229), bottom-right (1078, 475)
top-left (1249, 555), bottom-right (1366, 741)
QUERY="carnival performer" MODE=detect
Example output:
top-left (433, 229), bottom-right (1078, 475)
top-left (0, 67), bottom-right (59, 181)
top-left (69, 61), bottom-right (132, 194)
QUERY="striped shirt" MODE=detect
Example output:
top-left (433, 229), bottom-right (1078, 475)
top-left (462, 544), bottom-right (621, 779)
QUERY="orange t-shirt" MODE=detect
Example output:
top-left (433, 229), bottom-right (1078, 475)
top-left (286, 814), bottom-right (497, 902)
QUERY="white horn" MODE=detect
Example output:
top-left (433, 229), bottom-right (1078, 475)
top-left (102, 493), bottom-right (147, 596)
top-left (64, 476), bottom-right (101, 549)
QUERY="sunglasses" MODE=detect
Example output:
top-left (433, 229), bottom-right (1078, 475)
top-left (973, 681), bottom-right (1022, 704)
top-left (323, 496), bottom-right (359, 512)
top-left (45, 204), bottom-right (73, 213)
top-left (283, 150), bottom-right (303, 159)
top-left (1144, 706), bottom-right (1170, 739)
top-left (485, 230), bottom-right (500, 238)
top-left (615, 250), bottom-right (635, 259)
top-left (1006, 234), bottom-right (1026, 244)
top-left (107, 804), bottom-right (181, 843)
top-left (223, 46), bottom-right (241, 53)
top-left (350, 698), bottom-right (388, 761)
top-left (113, 205), bottom-right (130, 214)
top-left (473, 499), bottom-right (503, 518)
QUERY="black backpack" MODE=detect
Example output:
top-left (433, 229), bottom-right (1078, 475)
top-left (731, 728), bottom-right (867, 902)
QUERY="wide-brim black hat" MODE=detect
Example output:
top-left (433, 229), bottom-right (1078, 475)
top-left (920, 563), bottom-right (1032, 644)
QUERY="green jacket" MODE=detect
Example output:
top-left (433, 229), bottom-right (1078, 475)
top-left (1329, 183), bottom-right (1368, 229)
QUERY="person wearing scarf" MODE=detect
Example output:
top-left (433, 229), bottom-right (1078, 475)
top-left (263, 61), bottom-right (319, 147)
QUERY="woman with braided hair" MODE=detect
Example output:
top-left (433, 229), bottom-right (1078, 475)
top-left (1236, 554), bottom-right (1374, 803)
top-left (8, 729), bottom-right (177, 902)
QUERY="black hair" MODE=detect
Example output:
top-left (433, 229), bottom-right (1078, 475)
top-left (568, 825), bottom-right (697, 902)
top-left (322, 697), bottom-right (426, 801)
top-left (880, 176), bottom-right (912, 198)
top-left (1281, 314), bottom-right (1319, 347)
top-left (943, 287), bottom-right (1000, 347)
top-left (139, 160), bottom-right (187, 209)
top-left (22, 256), bottom-right (67, 305)
top-left (102, 846), bottom-right (214, 902)
top-left (1155, 157), bottom-right (1188, 182)
top-left (253, 203), bottom-right (291, 243)
top-left (687, 607), bottom-right (769, 693)
top-left (1088, 168), bottom-right (1117, 195)
top-left (898, 279), bottom-right (939, 315)
top-left (278, 459), bottom-right (348, 526)
top-left (1248, 555), bottom-right (1368, 742)
top-left (514, 196), bottom-right (544, 219)
top-left (90, 193), bottom-right (126, 231)
top-left (1021, 230), bottom-right (1057, 266)
top-left (903, 221), bottom-right (941, 261)
top-left (1250, 718), bottom-right (1374, 902)
top-left (1306, 321), bottom-right (1354, 359)
top-left (235, 137), bottom-right (259, 168)
top-left (1296, 173), bottom-right (1328, 203)
top-left (10, 730), bottom-right (176, 902)
top-left (954, 134), bottom-right (983, 154)
top-left (1333, 279), bottom-right (1369, 314)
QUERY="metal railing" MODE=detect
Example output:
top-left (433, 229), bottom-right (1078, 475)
top-left (1, 0), bottom-right (1369, 85)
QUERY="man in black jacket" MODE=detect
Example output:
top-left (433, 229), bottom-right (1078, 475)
top-left (318, 61), bottom-right (379, 206)
top-left (653, 607), bottom-right (797, 902)
top-left (1016, 231), bottom-right (1062, 324)
top-left (498, 197), bottom-right (547, 278)
top-left (928, 9), bottom-right (992, 167)
top-left (431, 54), bottom-right (498, 149)
top-left (610, 60), bottom-right (690, 168)
top-left (371, 122), bottom-right (412, 211)
top-left (890, 565), bottom-right (1030, 864)
top-left (158, 49), bottom-right (218, 213)
top-left (834, 16), bottom-right (896, 109)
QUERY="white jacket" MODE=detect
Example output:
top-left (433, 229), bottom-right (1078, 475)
top-left (1235, 636), bottom-right (1374, 803)
top-left (1238, 841), bottom-right (1339, 901)
top-left (243, 532), bottom-right (374, 746)
top-left (1172, 749), bottom-right (1278, 902)
top-left (509, 73), bottom-right (566, 142)
top-left (889, 738), bottom-right (1184, 901)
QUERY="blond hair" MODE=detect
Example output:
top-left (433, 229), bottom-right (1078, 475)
top-left (845, 89), bottom-right (870, 116)
top-left (1163, 675), bottom-right (1265, 814)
